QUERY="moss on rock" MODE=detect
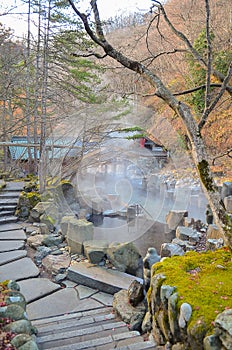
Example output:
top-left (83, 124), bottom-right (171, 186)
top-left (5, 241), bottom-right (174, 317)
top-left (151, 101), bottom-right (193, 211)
top-left (197, 160), bottom-right (215, 192)
top-left (151, 248), bottom-right (232, 335)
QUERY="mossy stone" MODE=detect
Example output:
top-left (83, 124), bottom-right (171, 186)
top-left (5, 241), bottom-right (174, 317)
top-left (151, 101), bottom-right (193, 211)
top-left (4, 319), bottom-right (32, 335)
top-left (3, 304), bottom-right (27, 321)
top-left (168, 292), bottom-right (180, 341)
top-left (5, 290), bottom-right (26, 309)
top-left (187, 319), bottom-right (207, 350)
top-left (18, 340), bottom-right (39, 350)
top-left (11, 334), bottom-right (32, 348)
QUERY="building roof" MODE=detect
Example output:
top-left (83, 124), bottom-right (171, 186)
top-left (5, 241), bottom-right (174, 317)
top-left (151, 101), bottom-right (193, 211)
top-left (9, 136), bottom-right (40, 160)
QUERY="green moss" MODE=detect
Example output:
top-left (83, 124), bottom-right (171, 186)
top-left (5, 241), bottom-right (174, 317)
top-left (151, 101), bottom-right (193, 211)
top-left (0, 180), bottom-right (6, 190)
top-left (197, 160), bottom-right (215, 192)
top-left (21, 191), bottom-right (41, 208)
top-left (223, 214), bottom-right (232, 248)
top-left (152, 248), bottom-right (232, 335)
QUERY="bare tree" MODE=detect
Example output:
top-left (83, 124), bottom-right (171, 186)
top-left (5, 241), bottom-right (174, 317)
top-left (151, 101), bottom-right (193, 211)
top-left (66, 0), bottom-right (232, 247)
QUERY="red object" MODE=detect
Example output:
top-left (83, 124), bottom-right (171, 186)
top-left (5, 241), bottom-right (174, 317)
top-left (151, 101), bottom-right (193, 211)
top-left (140, 138), bottom-right (146, 147)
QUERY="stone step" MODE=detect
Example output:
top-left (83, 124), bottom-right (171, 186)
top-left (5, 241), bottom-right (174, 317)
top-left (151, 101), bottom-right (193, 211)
top-left (0, 192), bottom-right (21, 199)
top-left (36, 326), bottom-right (142, 350)
top-left (36, 319), bottom-right (128, 345)
top-left (18, 278), bottom-right (61, 304)
top-left (0, 240), bottom-right (25, 252)
top-left (4, 181), bottom-right (25, 192)
top-left (0, 229), bottom-right (26, 240)
top-left (34, 308), bottom-right (158, 350)
top-left (33, 308), bottom-right (115, 332)
top-left (0, 210), bottom-right (16, 217)
top-left (0, 215), bottom-right (18, 224)
top-left (0, 223), bottom-right (22, 232)
top-left (67, 262), bottom-right (143, 295)
top-left (114, 340), bottom-right (158, 349)
top-left (32, 307), bottom-right (113, 327)
top-left (0, 199), bottom-right (18, 206)
top-left (0, 250), bottom-right (27, 266)
top-left (0, 256), bottom-right (39, 281)
top-left (0, 205), bottom-right (16, 212)
top-left (1, 188), bottom-right (22, 193)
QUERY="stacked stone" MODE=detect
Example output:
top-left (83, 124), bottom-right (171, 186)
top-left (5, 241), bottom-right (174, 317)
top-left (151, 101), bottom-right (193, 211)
top-left (0, 280), bottom-right (38, 350)
top-left (143, 273), bottom-right (232, 349)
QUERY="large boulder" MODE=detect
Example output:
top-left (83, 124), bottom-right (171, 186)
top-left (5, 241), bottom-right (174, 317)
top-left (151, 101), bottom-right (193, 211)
top-left (128, 280), bottom-right (144, 307)
top-left (214, 309), bottom-right (232, 350)
top-left (143, 247), bottom-right (161, 291)
top-left (42, 253), bottom-right (71, 275)
top-left (176, 226), bottom-right (201, 243)
top-left (113, 289), bottom-right (146, 331)
top-left (83, 240), bottom-right (109, 264)
top-left (17, 192), bottom-right (41, 219)
top-left (166, 210), bottom-right (188, 230)
top-left (28, 202), bottom-right (58, 229)
top-left (49, 182), bottom-right (80, 216)
top-left (160, 243), bottom-right (185, 258)
top-left (66, 218), bottom-right (94, 254)
top-left (143, 247), bottom-right (160, 269)
top-left (60, 216), bottom-right (76, 236)
top-left (107, 242), bottom-right (143, 277)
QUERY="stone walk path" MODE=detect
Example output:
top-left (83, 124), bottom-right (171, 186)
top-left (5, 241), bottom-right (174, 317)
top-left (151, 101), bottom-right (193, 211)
top-left (0, 182), bottom-right (158, 349)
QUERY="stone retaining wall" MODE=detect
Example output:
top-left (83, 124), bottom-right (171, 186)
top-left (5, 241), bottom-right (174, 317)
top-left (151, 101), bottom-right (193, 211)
top-left (145, 273), bottom-right (232, 350)
top-left (0, 280), bottom-right (38, 350)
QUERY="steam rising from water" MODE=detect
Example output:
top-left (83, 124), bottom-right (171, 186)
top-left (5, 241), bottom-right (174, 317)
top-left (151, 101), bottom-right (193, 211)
top-left (39, 102), bottom-right (207, 245)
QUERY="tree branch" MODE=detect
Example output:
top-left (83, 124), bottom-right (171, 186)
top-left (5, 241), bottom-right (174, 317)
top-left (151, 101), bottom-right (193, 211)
top-left (199, 62), bottom-right (232, 130)
top-left (71, 52), bottom-right (107, 59)
top-left (173, 83), bottom-right (223, 96)
top-left (151, 0), bottom-right (232, 95)
top-left (204, 0), bottom-right (212, 110)
top-left (212, 149), bottom-right (232, 165)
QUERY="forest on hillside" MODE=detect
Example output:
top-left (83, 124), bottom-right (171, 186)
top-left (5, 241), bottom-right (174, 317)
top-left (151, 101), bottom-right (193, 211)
top-left (0, 0), bottom-right (231, 174)
top-left (0, 0), bottom-right (231, 184)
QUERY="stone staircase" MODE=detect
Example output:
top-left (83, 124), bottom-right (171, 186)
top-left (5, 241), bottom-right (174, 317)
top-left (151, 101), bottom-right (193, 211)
top-left (0, 181), bottom-right (160, 350)
top-left (0, 182), bottom-right (22, 224)
top-left (33, 307), bottom-right (157, 350)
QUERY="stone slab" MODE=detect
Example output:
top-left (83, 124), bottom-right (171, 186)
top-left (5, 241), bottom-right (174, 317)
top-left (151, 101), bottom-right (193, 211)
top-left (0, 206), bottom-right (17, 212)
top-left (75, 285), bottom-right (98, 299)
top-left (0, 223), bottom-right (22, 232)
top-left (18, 278), bottom-right (61, 303)
top-left (0, 192), bottom-right (21, 198)
top-left (0, 250), bottom-right (27, 266)
top-left (0, 229), bottom-right (26, 240)
top-left (27, 288), bottom-right (103, 320)
top-left (68, 262), bottom-right (143, 295)
top-left (0, 240), bottom-right (25, 252)
top-left (61, 279), bottom-right (78, 288)
top-left (0, 216), bottom-right (18, 224)
top-left (5, 182), bottom-right (24, 191)
top-left (0, 199), bottom-right (18, 206)
top-left (0, 257), bottom-right (39, 281)
top-left (0, 210), bottom-right (15, 217)
top-left (91, 292), bottom-right (114, 306)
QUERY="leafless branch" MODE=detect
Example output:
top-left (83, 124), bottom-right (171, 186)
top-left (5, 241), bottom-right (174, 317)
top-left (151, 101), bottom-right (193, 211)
top-left (212, 149), bottom-right (232, 165)
top-left (151, 0), bottom-right (232, 95)
top-left (199, 62), bottom-right (232, 130)
top-left (173, 83), bottom-right (222, 96)
top-left (71, 52), bottom-right (107, 59)
top-left (204, 0), bottom-right (212, 110)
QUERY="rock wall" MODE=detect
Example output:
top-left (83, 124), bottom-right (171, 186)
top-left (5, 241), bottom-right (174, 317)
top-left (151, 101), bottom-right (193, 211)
top-left (146, 273), bottom-right (232, 350)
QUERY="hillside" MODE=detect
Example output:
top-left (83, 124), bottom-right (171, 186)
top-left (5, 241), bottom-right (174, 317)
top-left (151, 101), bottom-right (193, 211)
top-left (100, 0), bottom-right (232, 180)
